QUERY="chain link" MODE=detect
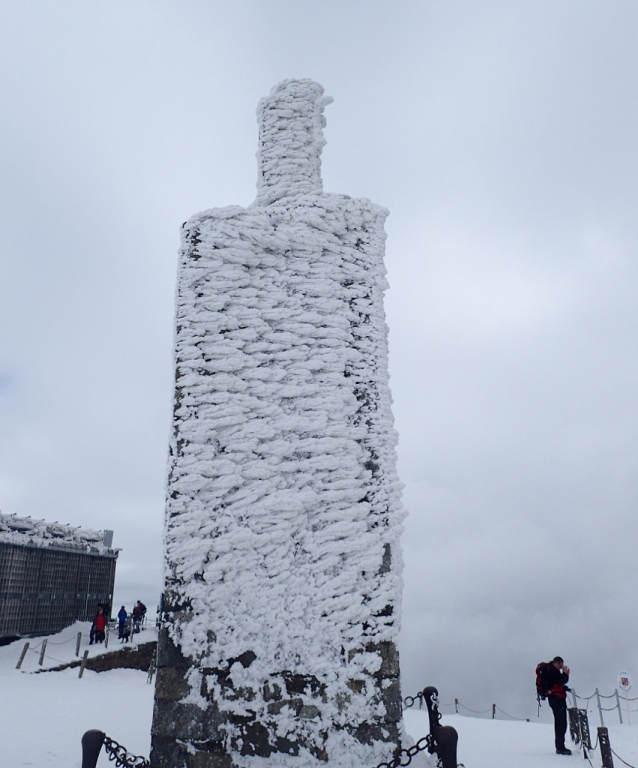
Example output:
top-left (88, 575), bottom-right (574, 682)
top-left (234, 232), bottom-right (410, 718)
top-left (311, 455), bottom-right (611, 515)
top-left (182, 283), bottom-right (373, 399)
top-left (103, 736), bottom-right (151, 768)
top-left (611, 748), bottom-right (638, 768)
top-left (370, 734), bottom-right (435, 768)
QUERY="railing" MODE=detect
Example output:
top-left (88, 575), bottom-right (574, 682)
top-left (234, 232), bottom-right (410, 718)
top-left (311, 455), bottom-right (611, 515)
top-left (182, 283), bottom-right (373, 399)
top-left (81, 730), bottom-right (150, 768)
top-left (82, 683), bottom-right (460, 768)
top-left (570, 688), bottom-right (638, 727)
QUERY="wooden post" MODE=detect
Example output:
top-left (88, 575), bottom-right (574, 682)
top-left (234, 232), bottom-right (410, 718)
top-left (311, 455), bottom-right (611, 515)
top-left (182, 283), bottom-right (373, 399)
top-left (38, 639), bottom-right (47, 666)
top-left (78, 649), bottom-right (89, 678)
top-left (147, 648), bottom-right (157, 684)
top-left (76, 632), bottom-right (82, 657)
top-left (615, 689), bottom-right (623, 724)
top-left (596, 688), bottom-right (605, 727)
top-left (454, 698), bottom-right (459, 714)
top-left (492, 703), bottom-right (496, 719)
top-left (105, 624), bottom-right (109, 649)
top-left (16, 642), bottom-right (29, 669)
top-left (598, 726), bottom-right (614, 768)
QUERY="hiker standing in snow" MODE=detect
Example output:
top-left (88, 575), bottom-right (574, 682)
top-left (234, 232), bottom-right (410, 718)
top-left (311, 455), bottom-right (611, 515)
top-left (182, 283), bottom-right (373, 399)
top-left (546, 656), bottom-right (571, 755)
top-left (117, 606), bottom-right (127, 639)
top-left (90, 605), bottom-right (107, 645)
top-left (132, 600), bottom-right (146, 633)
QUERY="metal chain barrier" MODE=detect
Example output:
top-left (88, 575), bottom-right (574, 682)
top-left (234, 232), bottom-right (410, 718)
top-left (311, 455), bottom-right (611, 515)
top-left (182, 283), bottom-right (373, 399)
top-left (611, 748), bottom-right (637, 768)
top-left (373, 736), bottom-right (434, 768)
top-left (103, 735), bottom-right (151, 768)
top-left (457, 703), bottom-right (491, 715)
top-left (493, 706), bottom-right (529, 722)
top-left (396, 687), bottom-right (463, 768)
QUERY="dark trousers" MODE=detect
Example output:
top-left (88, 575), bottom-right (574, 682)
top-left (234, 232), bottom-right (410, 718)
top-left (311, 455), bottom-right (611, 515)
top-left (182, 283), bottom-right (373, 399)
top-left (549, 696), bottom-right (567, 750)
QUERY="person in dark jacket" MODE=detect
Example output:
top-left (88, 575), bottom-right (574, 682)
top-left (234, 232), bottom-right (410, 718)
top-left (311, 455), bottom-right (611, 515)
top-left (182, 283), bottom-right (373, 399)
top-left (546, 656), bottom-right (571, 755)
top-left (117, 606), bottom-right (127, 638)
top-left (132, 600), bottom-right (147, 633)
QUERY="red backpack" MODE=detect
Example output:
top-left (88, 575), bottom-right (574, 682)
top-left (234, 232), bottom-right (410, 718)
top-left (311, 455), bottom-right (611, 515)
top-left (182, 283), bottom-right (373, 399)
top-left (536, 661), bottom-right (551, 701)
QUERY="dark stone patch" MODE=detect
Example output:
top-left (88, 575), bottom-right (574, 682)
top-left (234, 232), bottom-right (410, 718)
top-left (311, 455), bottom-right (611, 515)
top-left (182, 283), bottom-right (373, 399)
top-left (36, 640), bottom-right (157, 674)
top-left (282, 670), bottom-right (325, 697)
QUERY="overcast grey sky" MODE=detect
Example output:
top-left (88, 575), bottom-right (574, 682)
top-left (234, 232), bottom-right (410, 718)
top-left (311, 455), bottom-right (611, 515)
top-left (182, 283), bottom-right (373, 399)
top-left (1, 1), bottom-right (637, 721)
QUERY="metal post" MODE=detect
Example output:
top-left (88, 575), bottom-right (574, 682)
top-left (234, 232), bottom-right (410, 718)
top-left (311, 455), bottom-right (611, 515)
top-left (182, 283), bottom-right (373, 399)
top-left (492, 703), bottom-right (496, 719)
top-left (437, 725), bottom-right (459, 768)
top-left (78, 649), bottom-right (89, 678)
top-left (81, 729), bottom-right (105, 768)
top-left (16, 642), bottom-right (29, 669)
top-left (571, 688), bottom-right (578, 709)
top-left (596, 688), bottom-right (605, 727)
top-left (598, 727), bottom-right (614, 768)
top-left (454, 698), bottom-right (459, 714)
top-left (38, 639), bottom-right (47, 666)
top-left (76, 631), bottom-right (82, 657)
top-left (615, 689), bottom-right (623, 724)
top-left (105, 623), bottom-right (109, 649)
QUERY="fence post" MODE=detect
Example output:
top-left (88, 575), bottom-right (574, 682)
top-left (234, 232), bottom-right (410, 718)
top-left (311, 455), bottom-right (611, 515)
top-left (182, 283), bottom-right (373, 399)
top-left (596, 688), bottom-right (605, 727)
top-left (38, 639), bottom-right (47, 666)
top-left (147, 648), bottom-right (157, 684)
top-left (81, 729), bottom-right (105, 768)
top-left (571, 688), bottom-right (578, 709)
top-left (437, 725), bottom-right (459, 768)
top-left (454, 698), bottom-right (459, 714)
top-left (76, 632), bottom-right (82, 657)
top-left (105, 624), bottom-right (109, 649)
top-left (16, 642), bottom-right (29, 669)
top-left (598, 727), bottom-right (614, 768)
top-left (79, 649), bottom-right (89, 679)
top-left (492, 703), bottom-right (496, 719)
top-left (614, 689), bottom-right (623, 725)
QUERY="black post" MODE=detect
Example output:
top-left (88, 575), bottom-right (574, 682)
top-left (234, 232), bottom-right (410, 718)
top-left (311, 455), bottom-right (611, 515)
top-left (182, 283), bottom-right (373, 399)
top-left (598, 727), bottom-right (614, 768)
top-left (437, 725), bottom-right (459, 768)
top-left (568, 707), bottom-right (580, 745)
top-left (81, 730), bottom-right (105, 768)
top-left (422, 686), bottom-right (459, 768)
top-left (578, 709), bottom-right (592, 750)
top-left (422, 686), bottom-right (442, 734)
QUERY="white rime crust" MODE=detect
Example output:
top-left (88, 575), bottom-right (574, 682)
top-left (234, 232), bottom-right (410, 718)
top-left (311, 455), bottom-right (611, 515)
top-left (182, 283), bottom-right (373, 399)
top-left (159, 79), bottom-right (406, 768)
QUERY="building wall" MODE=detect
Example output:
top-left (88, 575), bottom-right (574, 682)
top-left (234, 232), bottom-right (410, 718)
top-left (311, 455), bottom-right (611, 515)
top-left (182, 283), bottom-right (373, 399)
top-left (0, 543), bottom-right (117, 638)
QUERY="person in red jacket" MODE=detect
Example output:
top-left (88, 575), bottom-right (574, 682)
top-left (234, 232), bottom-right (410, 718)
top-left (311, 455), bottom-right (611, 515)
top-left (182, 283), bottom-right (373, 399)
top-left (546, 656), bottom-right (571, 755)
top-left (90, 605), bottom-right (107, 645)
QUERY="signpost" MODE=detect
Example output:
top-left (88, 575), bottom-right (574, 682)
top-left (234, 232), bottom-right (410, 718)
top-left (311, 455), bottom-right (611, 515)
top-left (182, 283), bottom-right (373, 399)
top-left (617, 671), bottom-right (632, 725)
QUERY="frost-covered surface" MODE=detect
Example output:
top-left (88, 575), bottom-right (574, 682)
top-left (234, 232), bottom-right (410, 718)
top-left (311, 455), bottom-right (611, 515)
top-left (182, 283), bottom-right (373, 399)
top-left (154, 80), bottom-right (405, 767)
top-left (255, 79), bottom-right (333, 205)
top-left (0, 511), bottom-right (116, 555)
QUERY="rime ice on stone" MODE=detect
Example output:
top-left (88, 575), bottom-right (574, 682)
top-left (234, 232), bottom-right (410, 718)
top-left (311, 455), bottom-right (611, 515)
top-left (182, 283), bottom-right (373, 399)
top-left (255, 79), bottom-right (333, 204)
top-left (150, 80), bottom-right (406, 768)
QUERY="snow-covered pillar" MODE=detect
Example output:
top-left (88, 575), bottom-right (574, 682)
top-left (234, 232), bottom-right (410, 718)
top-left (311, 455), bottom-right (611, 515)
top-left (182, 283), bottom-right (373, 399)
top-left (150, 79), bottom-right (405, 768)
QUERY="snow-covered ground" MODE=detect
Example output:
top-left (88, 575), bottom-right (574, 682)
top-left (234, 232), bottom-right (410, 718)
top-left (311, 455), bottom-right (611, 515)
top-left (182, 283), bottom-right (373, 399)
top-left (1, 624), bottom-right (636, 767)
top-left (0, 622), bottom-right (155, 767)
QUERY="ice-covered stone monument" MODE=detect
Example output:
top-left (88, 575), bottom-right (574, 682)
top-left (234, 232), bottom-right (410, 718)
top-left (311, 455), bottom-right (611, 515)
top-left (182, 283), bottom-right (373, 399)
top-left (151, 80), bottom-right (405, 768)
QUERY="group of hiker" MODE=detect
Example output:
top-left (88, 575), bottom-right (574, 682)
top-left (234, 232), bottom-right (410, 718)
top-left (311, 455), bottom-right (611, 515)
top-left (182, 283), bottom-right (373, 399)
top-left (89, 600), bottom-right (147, 644)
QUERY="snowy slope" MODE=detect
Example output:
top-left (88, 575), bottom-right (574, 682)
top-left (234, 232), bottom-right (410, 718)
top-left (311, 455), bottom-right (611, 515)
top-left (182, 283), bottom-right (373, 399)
top-left (1, 627), bottom-right (637, 767)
